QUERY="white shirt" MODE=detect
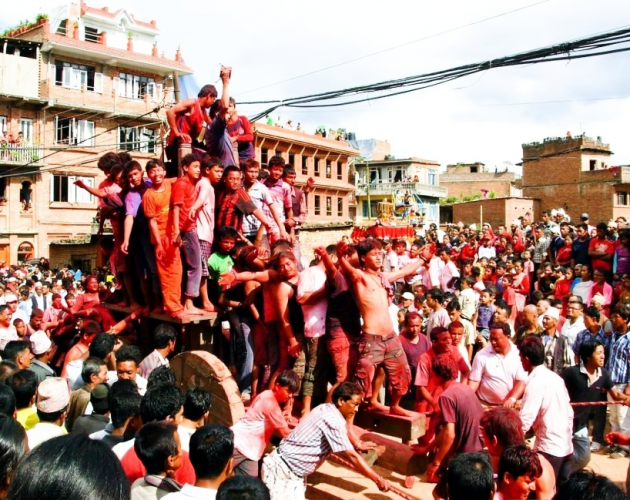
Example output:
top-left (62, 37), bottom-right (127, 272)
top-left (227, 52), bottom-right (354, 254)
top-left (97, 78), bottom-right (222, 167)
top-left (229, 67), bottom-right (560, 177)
top-left (520, 365), bottom-right (574, 457)
top-left (26, 422), bottom-right (67, 449)
top-left (163, 484), bottom-right (217, 500)
top-left (112, 437), bottom-right (135, 459)
top-left (297, 266), bottom-right (327, 338)
top-left (0, 325), bottom-right (18, 350)
top-left (478, 245), bottom-right (496, 260)
top-left (561, 317), bottom-right (586, 348)
top-left (469, 342), bottom-right (527, 405)
top-left (440, 260), bottom-right (460, 293)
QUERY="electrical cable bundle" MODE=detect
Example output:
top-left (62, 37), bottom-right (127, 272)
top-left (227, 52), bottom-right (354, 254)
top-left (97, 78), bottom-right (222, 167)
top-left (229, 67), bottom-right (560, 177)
top-left (243, 27), bottom-right (630, 122)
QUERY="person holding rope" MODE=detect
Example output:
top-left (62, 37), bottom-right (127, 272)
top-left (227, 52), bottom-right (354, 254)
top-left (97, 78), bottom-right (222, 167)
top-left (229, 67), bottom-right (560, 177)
top-left (561, 340), bottom-right (630, 476)
top-left (261, 381), bottom-right (390, 499)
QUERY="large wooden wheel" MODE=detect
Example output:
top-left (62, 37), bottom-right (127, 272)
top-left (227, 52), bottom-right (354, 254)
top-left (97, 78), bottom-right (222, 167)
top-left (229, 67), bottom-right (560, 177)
top-left (170, 351), bottom-right (245, 427)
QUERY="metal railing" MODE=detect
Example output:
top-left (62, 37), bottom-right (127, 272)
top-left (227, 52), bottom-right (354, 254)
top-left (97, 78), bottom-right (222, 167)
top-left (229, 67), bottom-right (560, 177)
top-left (356, 181), bottom-right (447, 198)
top-left (0, 144), bottom-right (44, 165)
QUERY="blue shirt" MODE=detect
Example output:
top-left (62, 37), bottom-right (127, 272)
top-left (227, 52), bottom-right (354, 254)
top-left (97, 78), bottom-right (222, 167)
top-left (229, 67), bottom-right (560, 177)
top-left (607, 332), bottom-right (630, 384)
top-left (573, 327), bottom-right (606, 355)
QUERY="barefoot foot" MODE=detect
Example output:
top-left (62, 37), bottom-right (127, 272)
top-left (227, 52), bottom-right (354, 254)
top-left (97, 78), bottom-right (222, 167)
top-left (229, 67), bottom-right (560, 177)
top-left (365, 401), bottom-right (389, 413)
top-left (389, 405), bottom-right (412, 417)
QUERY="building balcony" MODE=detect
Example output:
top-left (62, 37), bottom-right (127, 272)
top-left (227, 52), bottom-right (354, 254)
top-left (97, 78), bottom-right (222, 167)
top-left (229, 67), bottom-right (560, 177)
top-left (0, 145), bottom-right (44, 166)
top-left (355, 181), bottom-right (447, 198)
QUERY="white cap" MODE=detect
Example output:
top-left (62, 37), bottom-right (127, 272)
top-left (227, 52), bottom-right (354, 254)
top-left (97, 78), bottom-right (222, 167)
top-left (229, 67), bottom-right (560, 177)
top-left (544, 307), bottom-right (560, 321)
top-left (31, 330), bottom-right (52, 356)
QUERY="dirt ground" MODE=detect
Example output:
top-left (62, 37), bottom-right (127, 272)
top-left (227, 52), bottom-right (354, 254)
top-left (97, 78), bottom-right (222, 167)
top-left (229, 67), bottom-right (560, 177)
top-left (304, 450), bottom-right (629, 500)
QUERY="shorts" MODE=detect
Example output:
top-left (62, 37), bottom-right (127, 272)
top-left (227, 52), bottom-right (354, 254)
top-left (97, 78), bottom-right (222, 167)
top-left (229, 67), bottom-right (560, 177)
top-left (302, 336), bottom-right (328, 398)
top-left (199, 239), bottom-right (212, 278)
top-left (354, 332), bottom-right (411, 398)
top-left (327, 328), bottom-right (359, 384)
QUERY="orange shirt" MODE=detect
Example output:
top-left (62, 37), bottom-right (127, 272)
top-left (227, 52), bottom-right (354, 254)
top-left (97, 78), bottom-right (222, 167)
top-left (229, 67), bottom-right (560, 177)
top-left (143, 183), bottom-right (173, 243)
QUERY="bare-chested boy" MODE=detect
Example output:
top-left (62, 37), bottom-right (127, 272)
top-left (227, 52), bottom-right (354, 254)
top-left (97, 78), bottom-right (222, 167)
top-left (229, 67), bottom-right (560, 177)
top-left (338, 238), bottom-right (434, 416)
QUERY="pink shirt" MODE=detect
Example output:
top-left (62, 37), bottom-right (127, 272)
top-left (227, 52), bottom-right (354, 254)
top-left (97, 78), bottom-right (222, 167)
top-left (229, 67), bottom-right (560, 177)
top-left (194, 177), bottom-right (215, 243)
top-left (231, 390), bottom-right (289, 461)
top-left (264, 178), bottom-right (292, 222)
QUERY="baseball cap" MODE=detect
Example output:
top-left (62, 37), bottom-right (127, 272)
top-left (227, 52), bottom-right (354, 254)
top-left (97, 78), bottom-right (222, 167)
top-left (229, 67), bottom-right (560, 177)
top-left (90, 383), bottom-right (110, 413)
top-left (401, 292), bottom-right (414, 301)
top-left (31, 330), bottom-right (52, 355)
top-left (37, 377), bottom-right (70, 413)
top-left (580, 213), bottom-right (589, 220)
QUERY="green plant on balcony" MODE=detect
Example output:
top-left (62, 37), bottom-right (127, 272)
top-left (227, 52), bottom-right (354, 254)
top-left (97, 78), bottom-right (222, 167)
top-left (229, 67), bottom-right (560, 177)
top-left (489, 190), bottom-right (496, 199)
top-left (36, 13), bottom-right (49, 22)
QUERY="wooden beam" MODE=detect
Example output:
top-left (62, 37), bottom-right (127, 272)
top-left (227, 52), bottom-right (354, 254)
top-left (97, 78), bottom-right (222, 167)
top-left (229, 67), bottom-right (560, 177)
top-left (353, 408), bottom-right (425, 442)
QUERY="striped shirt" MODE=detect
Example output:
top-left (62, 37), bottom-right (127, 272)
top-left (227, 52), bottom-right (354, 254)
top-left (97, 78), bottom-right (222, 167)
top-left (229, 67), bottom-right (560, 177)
top-left (607, 333), bottom-right (630, 384)
top-left (215, 187), bottom-right (256, 233)
top-left (572, 327), bottom-right (606, 355)
top-left (277, 403), bottom-right (353, 477)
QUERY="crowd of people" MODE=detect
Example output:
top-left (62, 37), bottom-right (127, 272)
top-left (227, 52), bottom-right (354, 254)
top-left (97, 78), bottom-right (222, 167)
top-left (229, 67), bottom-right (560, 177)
top-left (0, 65), bottom-right (629, 499)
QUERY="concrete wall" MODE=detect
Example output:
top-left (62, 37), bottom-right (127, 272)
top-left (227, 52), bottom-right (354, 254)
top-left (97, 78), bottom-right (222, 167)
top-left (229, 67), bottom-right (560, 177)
top-left (0, 54), bottom-right (39, 98)
top-left (298, 224), bottom-right (353, 265)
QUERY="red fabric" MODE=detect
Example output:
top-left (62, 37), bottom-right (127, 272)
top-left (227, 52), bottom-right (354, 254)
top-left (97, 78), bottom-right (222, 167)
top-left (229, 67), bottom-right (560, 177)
top-left (167, 99), bottom-right (206, 146)
top-left (459, 244), bottom-right (477, 262)
top-left (171, 177), bottom-right (198, 232)
top-left (589, 238), bottom-right (615, 272)
top-left (556, 245), bottom-right (573, 266)
top-left (121, 446), bottom-right (196, 485)
top-left (351, 226), bottom-right (414, 241)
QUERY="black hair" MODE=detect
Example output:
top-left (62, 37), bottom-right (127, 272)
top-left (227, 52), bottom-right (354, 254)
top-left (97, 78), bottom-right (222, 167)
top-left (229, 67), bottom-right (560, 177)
top-left (117, 152), bottom-right (132, 164)
top-left (81, 357), bottom-right (106, 385)
top-left (2, 341), bottom-right (30, 364)
top-left (445, 299), bottom-right (461, 312)
top-left (6, 434), bottom-right (130, 500)
top-left (0, 361), bottom-right (17, 383)
top-left (110, 390), bottom-right (142, 429)
top-left (181, 154), bottom-right (199, 169)
top-left (0, 385), bottom-right (16, 416)
top-left (97, 152), bottom-right (121, 173)
top-left (331, 381), bottom-right (363, 405)
top-left (427, 288), bottom-right (444, 303)
top-left (123, 160), bottom-right (142, 178)
top-left (282, 166), bottom-right (296, 177)
top-left (153, 324), bottom-right (177, 349)
top-left (198, 84), bottom-right (218, 99)
top-left (145, 158), bottom-right (165, 173)
top-left (140, 385), bottom-right (184, 424)
top-left (275, 370), bottom-right (300, 393)
top-left (6, 370), bottom-right (37, 409)
top-left (183, 387), bottom-right (212, 422)
top-left (584, 305), bottom-right (601, 321)
top-left (217, 226), bottom-right (240, 241)
top-left (189, 425), bottom-right (234, 480)
top-left (147, 365), bottom-right (177, 391)
top-left (489, 322), bottom-right (511, 338)
top-left (498, 444), bottom-right (542, 482)
top-left (201, 156), bottom-right (224, 171)
top-left (267, 156), bottom-right (285, 169)
top-left (109, 378), bottom-right (139, 399)
top-left (80, 320), bottom-right (102, 337)
top-left (430, 326), bottom-right (449, 342)
top-left (518, 335), bottom-right (545, 367)
top-left (37, 407), bottom-right (67, 423)
top-left (446, 452), bottom-right (494, 500)
top-left (554, 470), bottom-right (625, 500)
top-left (116, 345), bottom-right (142, 366)
top-left (217, 476), bottom-right (270, 500)
top-left (613, 303), bottom-right (630, 321)
top-left (89, 333), bottom-right (115, 360)
top-left (579, 340), bottom-right (605, 366)
top-left (0, 414), bottom-right (26, 490)
top-left (134, 422), bottom-right (178, 475)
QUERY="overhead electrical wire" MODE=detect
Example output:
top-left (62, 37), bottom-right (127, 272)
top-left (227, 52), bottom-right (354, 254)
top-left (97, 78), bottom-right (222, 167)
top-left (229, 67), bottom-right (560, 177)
top-left (242, 26), bottom-right (630, 122)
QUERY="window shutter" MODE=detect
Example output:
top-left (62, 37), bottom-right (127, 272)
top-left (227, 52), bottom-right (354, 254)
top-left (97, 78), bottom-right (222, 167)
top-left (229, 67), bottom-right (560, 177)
top-left (94, 72), bottom-right (103, 93)
top-left (155, 83), bottom-right (163, 102)
top-left (50, 173), bottom-right (56, 202)
top-left (147, 82), bottom-right (156, 101)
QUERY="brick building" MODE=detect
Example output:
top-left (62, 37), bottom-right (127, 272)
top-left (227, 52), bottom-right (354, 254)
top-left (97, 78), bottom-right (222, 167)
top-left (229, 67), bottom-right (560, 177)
top-left (0, 1), bottom-right (192, 267)
top-left (521, 135), bottom-right (629, 223)
top-left (441, 162), bottom-right (522, 200)
top-left (451, 197), bottom-right (539, 228)
top-left (254, 123), bottom-right (358, 224)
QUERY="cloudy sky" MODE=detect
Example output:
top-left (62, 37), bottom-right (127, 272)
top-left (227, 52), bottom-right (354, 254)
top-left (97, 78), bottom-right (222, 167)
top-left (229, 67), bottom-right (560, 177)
top-left (2, 0), bottom-right (629, 170)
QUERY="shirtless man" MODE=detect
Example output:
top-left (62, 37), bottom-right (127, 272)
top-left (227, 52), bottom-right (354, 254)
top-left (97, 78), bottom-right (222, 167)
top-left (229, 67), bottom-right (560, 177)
top-left (338, 238), bottom-right (433, 416)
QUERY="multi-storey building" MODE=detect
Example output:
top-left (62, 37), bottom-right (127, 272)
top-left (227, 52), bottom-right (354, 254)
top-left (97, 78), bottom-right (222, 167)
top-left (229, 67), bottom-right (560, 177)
top-left (441, 162), bottom-right (522, 201)
top-left (253, 123), bottom-right (358, 224)
top-left (521, 135), bottom-right (629, 223)
top-left (0, 1), bottom-right (192, 267)
top-left (354, 157), bottom-right (447, 226)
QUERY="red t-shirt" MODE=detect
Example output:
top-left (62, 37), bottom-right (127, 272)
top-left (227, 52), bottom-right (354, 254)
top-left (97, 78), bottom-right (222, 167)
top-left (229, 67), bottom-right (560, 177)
top-left (121, 446), bottom-right (196, 484)
top-left (589, 237), bottom-right (614, 272)
top-left (171, 177), bottom-right (198, 232)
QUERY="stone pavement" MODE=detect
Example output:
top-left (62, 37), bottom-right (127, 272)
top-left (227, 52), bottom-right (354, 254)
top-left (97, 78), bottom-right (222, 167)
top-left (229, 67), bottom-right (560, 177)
top-left (304, 450), bottom-right (629, 499)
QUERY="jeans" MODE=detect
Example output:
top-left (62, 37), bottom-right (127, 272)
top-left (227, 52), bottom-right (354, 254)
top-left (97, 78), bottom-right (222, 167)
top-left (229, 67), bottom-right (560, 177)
top-left (560, 434), bottom-right (590, 480)
top-left (237, 316), bottom-right (255, 396)
top-left (611, 384), bottom-right (630, 451)
top-left (180, 229), bottom-right (202, 298)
